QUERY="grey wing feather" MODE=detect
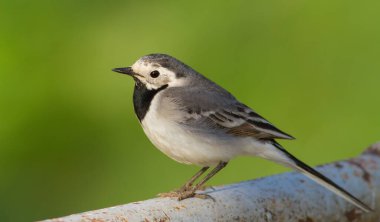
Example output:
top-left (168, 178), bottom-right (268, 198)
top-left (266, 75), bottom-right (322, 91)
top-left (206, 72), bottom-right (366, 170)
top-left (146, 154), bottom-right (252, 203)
top-left (163, 85), bottom-right (295, 140)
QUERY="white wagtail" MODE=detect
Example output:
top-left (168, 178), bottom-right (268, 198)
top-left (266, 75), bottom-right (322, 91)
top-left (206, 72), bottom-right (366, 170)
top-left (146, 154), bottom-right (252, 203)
top-left (113, 53), bottom-right (372, 212)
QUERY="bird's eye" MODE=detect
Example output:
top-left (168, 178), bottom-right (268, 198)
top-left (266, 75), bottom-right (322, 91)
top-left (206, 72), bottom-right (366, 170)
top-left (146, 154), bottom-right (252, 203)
top-left (150, 70), bottom-right (160, 78)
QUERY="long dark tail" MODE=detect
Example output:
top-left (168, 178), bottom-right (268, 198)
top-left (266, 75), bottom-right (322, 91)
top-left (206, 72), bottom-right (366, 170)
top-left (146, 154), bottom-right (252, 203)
top-left (272, 142), bottom-right (373, 212)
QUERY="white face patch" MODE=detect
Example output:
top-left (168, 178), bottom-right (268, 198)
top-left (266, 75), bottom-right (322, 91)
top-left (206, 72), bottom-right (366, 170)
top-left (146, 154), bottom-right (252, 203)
top-left (131, 60), bottom-right (187, 90)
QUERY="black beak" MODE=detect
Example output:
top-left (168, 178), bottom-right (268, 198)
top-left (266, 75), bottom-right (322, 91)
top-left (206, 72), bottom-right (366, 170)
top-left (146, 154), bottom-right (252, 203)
top-left (112, 67), bottom-right (135, 76)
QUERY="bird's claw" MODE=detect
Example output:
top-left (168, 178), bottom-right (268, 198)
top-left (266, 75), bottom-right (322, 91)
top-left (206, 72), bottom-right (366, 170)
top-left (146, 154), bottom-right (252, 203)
top-left (157, 190), bottom-right (196, 199)
top-left (178, 191), bottom-right (214, 201)
top-left (177, 190), bottom-right (196, 200)
top-left (158, 189), bottom-right (214, 201)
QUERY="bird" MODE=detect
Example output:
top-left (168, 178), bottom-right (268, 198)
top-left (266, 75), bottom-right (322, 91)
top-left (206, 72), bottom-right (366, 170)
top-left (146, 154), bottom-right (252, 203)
top-left (112, 53), bottom-right (372, 212)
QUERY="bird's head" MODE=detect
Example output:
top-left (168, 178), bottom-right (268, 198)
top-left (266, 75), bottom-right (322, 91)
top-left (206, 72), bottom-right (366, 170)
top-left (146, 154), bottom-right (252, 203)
top-left (113, 54), bottom-right (196, 90)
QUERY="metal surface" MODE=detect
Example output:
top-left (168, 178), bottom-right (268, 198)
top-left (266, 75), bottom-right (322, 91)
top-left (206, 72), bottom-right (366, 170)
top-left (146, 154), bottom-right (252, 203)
top-left (43, 142), bottom-right (380, 222)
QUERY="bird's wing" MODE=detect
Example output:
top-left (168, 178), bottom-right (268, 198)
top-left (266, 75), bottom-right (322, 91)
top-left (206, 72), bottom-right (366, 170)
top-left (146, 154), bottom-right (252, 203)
top-left (164, 86), bottom-right (294, 140)
top-left (183, 104), bottom-right (295, 140)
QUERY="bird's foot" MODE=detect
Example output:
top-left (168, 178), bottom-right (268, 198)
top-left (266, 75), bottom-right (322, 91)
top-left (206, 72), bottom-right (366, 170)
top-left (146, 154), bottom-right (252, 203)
top-left (157, 182), bottom-right (194, 198)
top-left (158, 189), bottom-right (214, 201)
top-left (157, 189), bottom-right (195, 199)
top-left (158, 185), bottom-right (192, 198)
top-left (177, 190), bottom-right (214, 201)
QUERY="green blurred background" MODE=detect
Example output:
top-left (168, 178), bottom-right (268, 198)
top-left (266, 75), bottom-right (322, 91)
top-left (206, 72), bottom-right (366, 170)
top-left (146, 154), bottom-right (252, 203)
top-left (1, 0), bottom-right (380, 221)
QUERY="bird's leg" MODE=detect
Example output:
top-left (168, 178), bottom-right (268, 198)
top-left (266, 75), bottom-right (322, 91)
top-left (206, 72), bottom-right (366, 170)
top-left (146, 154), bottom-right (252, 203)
top-left (158, 166), bottom-right (209, 198)
top-left (178, 161), bottom-right (228, 201)
top-left (178, 166), bottom-right (209, 192)
top-left (192, 162), bottom-right (228, 191)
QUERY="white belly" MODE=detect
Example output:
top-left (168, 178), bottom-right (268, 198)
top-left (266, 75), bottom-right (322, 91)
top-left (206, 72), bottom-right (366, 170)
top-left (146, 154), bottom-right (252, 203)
top-left (140, 96), bottom-right (257, 166)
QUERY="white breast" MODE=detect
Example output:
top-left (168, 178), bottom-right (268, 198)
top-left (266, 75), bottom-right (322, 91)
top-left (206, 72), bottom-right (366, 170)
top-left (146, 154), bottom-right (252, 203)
top-left (140, 92), bottom-right (257, 166)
